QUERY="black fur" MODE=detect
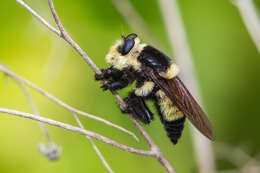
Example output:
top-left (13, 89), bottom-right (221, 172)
top-left (163, 117), bottom-right (186, 144)
top-left (154, 100), bottom-right (186, 144)
top-left (95, 67), bottom-right (123, 80)
top-left (138, 46), bottom-right (171, 73)
top-left (96, 44), bottom-right (186, 144)
top-left (123, 91), bottom-right (154, 124)
top-left (96, 67), bottom-right (136, 91)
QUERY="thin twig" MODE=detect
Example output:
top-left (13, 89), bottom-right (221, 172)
top-left (0, 64), bottom-right (137, 141)
top-left (48, 0), bottom-right (174, 171)
top-left (158, 0), bottom-right (216, 173)
top-left (1, 63), bottom-right (113, 170)
top-left (5, 69), bottom-right (62, 160)
top-left (2, 67), bottom-right (112, 169)
top-left (111, 0), bottom-right (215, 172)
top-left (11, 77), bottom-right (52, 144)
top-left (0, 108), bottom-right (154, 156)
top-left (72, 112), bottom-right (114, 173)
top-left (233, 0), bottom-right (260, 53)
top-left (16, 0), bottom-right (60, 35)
top-left (15, 0), bottom-right (176, 172)
top-left (47, 0), bottom-right (100, 73)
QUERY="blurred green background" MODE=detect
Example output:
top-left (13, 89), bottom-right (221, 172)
top-left (1, 0), bottom-right (260, 172)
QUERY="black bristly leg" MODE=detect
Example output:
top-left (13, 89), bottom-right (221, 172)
top-left (95, 67), bottom-right (126, 91)
top-left (95, 67), bottom-right (123, 81)
top-left (95, 67), bottom-right (154, 123)
top-left (98, 68), bottom-right (136, 91)
top-left (123, 91), bottom-right (154, 124)
top-left (101, 79), bottom-right (129, 91)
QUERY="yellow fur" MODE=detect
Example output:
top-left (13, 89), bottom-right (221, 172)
top-left (135, 81), bottom-right (155, 96)
top-left (105, 38), bottom-right (146, 71)
top-left (159, 63), bottom-right (179, 79)
top-left (155, 89), bottom-right (166, 99)
top-left (156, 90), bottom-right (184, 121)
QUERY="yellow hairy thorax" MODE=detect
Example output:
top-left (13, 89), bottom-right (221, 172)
top-left (105, 38), bottom-right (146, 71)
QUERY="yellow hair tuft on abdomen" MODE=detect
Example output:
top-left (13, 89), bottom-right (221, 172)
top-left (156, 90), bottom-right (184, 121)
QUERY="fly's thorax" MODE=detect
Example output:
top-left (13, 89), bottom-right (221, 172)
top-left (105, 38), bottom-right (146, 71)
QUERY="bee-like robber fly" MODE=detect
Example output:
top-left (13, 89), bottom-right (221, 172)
top-left (95, 33), bottom-right (215, 144)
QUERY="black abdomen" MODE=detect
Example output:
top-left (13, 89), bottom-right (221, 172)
top-left (163, 117), bottom-right (186, 144)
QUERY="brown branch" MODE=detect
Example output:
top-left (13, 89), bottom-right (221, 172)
top-left (47, 0), bottom-right (100, 73)
top-left (12, 77), bottom-right (53, 144)
top-left (0, 64), bottom-right (130, 172)
top-left (71, 111), bottom-right (114, 173)
top-left (0, 64), bottom-right (125, 171)
top-left (0, 108), bottom-right (154, 156)
top-left (111, 0), bottom-right (216, 172)
top-left (10, 75), bottom-right (62, 160)
top-left (15, 0), bottom-right (176, 172)
top-left (47, 0), bottom-right (174, 171)
top-left (0, 64), bottom-right (137, 141)
top-left (3, 63), bottom-right (109, 163)
top-left (16, 0), bottom-right (60, 35)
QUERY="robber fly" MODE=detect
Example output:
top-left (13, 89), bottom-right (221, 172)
top-left (95, 33), bottom-right (215, 144)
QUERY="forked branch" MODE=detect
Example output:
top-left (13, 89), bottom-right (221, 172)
top-left (9, 73), bottom-right (61, 160)
top-left (0, 108), bottom-right (154, 156)
top-left (0, 64), bottom-right (137, 141)
top-left (14, 0), bottom-right (176, 172)
top-left (0, 63), bottom-right (112, 171)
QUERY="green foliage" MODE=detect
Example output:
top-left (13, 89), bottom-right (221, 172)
top-left (0, 0), bottom-right (260, 172)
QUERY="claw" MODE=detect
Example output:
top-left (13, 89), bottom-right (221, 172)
top-left (95, 69), bottom-right (107, 81)
top-left (121, 98), bottom-right (131, 113)
top-left (95, 73), bottom-right (104, 81)
top-left (101, 84), bottom-right (108, 91)
top-left (100, 81), bottom-right (110, 91)
top-left (121, 106), bottom-right (131, 114)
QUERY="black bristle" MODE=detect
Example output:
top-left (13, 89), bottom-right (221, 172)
top-left (164, 117), bottom-right (186, 144)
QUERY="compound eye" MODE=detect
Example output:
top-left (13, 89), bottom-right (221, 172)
top-left (126, 33), bottom-right (137, 40)
top-left (121, 39), bottom-right (135, 55)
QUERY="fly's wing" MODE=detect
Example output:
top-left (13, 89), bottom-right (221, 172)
top-left (144, 67), bottom-right (215, 140)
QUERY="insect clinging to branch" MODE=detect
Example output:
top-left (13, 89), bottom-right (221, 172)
top-left (96, 33), bottom-right (215, 144)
